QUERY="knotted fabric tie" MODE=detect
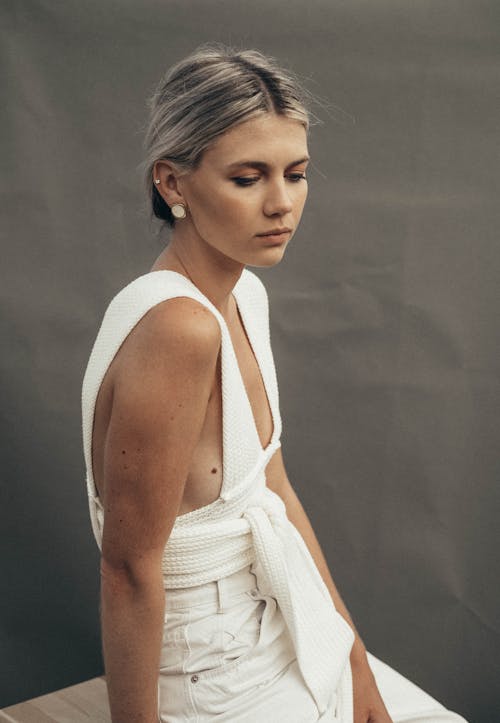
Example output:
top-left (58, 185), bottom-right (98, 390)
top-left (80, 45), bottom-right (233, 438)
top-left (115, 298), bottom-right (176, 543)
top-left (243, 491), bottom-right (355, 720)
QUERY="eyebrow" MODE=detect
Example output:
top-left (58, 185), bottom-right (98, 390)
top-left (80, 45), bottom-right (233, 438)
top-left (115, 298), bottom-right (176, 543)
top-left (226, 156), bottom-right (310, 171)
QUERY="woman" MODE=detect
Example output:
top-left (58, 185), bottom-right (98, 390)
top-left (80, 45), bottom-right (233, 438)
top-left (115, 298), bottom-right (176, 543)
top-left (81, 44), bottom-right (469, 723)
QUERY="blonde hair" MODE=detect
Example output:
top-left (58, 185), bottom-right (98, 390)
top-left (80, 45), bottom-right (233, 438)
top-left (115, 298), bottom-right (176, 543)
top-left (140, 42), bottom-right (313, 227)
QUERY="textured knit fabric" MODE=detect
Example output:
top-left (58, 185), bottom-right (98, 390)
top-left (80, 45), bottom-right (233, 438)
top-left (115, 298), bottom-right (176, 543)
top-left (81, 268), bottom-right (355, 720)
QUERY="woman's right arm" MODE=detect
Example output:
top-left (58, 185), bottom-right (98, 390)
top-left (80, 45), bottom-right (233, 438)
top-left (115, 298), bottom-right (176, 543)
top-left (98, 297), bottom-right (221, 723)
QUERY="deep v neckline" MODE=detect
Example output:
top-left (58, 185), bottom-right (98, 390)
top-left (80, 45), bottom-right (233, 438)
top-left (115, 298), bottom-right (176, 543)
top-left (230, 286), bottom-right (276, 454)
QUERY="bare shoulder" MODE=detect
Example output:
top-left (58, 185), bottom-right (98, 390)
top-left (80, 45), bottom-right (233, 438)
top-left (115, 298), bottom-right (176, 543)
top-left (112, 295), bottom-right (221, 382)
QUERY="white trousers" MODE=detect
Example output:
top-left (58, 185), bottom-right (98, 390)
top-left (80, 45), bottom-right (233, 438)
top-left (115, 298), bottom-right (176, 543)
top-left (157, 564), bottom-right (469, 723)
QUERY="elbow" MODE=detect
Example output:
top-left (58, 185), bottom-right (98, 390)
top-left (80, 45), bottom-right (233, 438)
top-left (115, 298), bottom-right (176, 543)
top-left (100, 552), bottom-right (163, 592)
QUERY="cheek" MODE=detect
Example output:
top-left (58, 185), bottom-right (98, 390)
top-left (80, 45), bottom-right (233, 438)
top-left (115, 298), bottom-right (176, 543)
top-left (188, 186), bottom-right (226, 226)
top-left (190, 186), bottom-right (253, 238)
top-left (291, 185), bottom-right (308, 215)
top-left (210, 190), bottom-right (257, 226)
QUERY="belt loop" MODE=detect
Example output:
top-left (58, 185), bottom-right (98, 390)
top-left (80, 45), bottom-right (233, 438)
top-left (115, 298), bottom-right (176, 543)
top-left (216, 577), bottom-right (226, 614)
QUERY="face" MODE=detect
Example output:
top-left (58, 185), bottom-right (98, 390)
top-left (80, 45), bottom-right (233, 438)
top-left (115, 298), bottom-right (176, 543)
top-left (173, 113), bottom-right (309, 267)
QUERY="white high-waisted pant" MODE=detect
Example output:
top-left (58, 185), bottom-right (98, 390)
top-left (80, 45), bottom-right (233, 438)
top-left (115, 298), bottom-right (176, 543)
top-left (157, 563), bottom-right (469, 722)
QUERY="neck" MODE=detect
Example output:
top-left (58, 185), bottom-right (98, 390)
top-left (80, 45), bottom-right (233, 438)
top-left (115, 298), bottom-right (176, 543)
top-left (149, 228), bottom-right (245, 320)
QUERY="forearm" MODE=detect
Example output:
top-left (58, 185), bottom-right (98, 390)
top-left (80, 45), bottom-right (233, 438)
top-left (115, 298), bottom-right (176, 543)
top-left (100, 564), bottom-right (165, 723)
top-left (277, 480), bottom-right (369, 668)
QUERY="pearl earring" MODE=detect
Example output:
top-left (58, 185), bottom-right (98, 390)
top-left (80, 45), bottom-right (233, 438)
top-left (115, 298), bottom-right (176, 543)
top-left (154, 179), bottom-right (160, 184)
top-left (171, 203), bottom-right (187, 219)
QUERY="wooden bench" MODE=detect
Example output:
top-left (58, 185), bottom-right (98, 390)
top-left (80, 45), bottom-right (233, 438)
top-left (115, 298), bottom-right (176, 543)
top-left (0, 676), bottom-right (111, 722)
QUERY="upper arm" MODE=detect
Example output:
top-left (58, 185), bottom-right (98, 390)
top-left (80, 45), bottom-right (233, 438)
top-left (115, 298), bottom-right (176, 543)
top-left (100, 296), bottom-right (221, 578)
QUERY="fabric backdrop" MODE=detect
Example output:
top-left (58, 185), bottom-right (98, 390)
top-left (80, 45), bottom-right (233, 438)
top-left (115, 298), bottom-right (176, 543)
top-left (1, 2), bottom-right (499, 721)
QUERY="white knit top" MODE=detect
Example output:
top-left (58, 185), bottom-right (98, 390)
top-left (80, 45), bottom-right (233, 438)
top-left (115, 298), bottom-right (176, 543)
top-left (81, 268), bottom-right (355, 720)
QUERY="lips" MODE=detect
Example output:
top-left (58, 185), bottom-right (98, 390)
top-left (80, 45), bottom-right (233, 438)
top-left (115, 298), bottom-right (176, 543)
top-left (257, 228), bottom-right (292, 236)
top-left (258, 231), bottom-right (291, 245)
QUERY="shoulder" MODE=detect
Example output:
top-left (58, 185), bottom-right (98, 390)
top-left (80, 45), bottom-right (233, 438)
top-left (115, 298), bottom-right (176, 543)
top-left (105, 296), bottom-right (221, 420)
top-left (146, 296), bottom-right (221, 359)
top-left (117, 295), bottom-right (222, 375)
top-left (95, 271), bottom-right (222, 363)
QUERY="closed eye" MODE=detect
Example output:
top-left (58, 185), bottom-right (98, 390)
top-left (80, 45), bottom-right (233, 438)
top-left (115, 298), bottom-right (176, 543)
top-left (232, 174), bottom-right (307, 187)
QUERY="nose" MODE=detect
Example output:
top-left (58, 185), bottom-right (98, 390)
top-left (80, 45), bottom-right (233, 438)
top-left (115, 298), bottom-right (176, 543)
top-left (263, 179), bottom-right (294, 217)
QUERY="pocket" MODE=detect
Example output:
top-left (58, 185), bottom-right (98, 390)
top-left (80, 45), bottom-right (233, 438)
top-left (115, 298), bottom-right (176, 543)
top-left (187, 589), bottom-right (300, 718)
top-left (185, 590), bottom-right (266, 677)
top-left (219, 591), bottom-right (265, 666)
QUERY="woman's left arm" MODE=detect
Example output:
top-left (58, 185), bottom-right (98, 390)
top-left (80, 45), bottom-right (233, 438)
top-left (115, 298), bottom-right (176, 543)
top-left (265, 447), bottom-right (393, 723)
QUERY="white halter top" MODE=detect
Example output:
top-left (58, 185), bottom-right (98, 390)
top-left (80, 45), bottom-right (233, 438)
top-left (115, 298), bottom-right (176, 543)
top-left (81, 267), bottom-right (355, 720)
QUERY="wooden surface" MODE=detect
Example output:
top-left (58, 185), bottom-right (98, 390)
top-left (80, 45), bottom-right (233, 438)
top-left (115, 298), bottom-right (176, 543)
top-left (0, 677), bottom-right (111, 722)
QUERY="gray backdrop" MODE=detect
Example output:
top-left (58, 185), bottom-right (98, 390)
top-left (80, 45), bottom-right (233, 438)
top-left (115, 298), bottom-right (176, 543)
top-left (1, 2), bottom-right (499, 721)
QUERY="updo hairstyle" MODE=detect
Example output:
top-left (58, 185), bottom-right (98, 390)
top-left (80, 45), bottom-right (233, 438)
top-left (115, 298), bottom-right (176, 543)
top-left (140, 42), bottom-right (313, 228)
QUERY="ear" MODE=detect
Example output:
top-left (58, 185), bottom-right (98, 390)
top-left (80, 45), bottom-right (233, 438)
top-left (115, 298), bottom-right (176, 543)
top-left (152, 160), bottom-right (186, 207)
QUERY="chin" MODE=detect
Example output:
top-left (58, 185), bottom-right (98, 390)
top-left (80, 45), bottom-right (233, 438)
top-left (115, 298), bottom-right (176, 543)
top-left (247, 248), bottom-right (287, 268)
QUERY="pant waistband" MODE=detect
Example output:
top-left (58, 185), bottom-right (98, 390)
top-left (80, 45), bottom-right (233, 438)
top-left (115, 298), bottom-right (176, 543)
top-left (164, 563), bottom-right (258, 612)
